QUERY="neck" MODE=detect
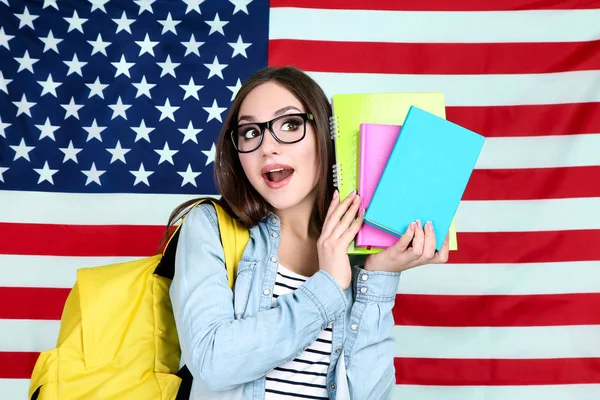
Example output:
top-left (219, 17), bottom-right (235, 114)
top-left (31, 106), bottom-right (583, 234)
top-left (275, 195), bottom-right (317, 241)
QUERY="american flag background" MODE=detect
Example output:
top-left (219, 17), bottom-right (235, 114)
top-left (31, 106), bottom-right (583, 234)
top-left (1, 0), bottom-right (600, 399)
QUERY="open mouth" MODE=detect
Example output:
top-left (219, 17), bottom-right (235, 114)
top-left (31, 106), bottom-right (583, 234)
top-left (264, 167), bottom-right (294, 183)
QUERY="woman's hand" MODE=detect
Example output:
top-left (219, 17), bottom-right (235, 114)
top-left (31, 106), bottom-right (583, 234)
top-left (317, 190), bottom-right (364, 290)
top-left (364, 220), bottom-right (449, 273)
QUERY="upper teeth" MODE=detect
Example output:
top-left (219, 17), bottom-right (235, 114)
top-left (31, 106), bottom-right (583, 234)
top-left (269, 168), bottom-right (285, 173)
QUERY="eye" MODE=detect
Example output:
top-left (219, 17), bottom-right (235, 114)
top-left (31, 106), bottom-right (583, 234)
top-left (280, 120), bottom-right (299, 131)
top-left (238, 125), bottom-right (261, 140)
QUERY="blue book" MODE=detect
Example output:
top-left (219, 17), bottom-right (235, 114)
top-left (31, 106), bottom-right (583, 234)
top-left (363, 106), bottom-right (485, 250)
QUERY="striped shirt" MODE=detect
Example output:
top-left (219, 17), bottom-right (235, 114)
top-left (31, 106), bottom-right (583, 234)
top-left (264, 264), bottom-right (333, 399)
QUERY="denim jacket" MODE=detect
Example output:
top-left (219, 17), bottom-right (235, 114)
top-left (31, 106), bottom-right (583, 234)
top-left (170, 203), bottom-right (401, 400)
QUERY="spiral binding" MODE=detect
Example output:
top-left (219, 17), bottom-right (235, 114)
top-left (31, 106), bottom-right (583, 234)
top-left (329, 115), bottom-right (342, 188)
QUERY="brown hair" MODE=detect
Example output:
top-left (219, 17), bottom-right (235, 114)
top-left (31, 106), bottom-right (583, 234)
top-left (159, 66), bottom-right (335, 249)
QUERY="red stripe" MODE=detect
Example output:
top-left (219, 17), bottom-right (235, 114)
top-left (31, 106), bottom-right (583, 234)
top-left (395, 357), bottom-right (600, 385)
top-left (271, 0), bottom-right (600, 11)
top-left (269, 39), bottom-right (600, 75)
top-left (464, 166), bottom-right (600, 201)
top-left (0, 287), bottom-right (70, 320)
top-left (446, 103), bottom-right (600, 137)
top-left (393, 293), bottom-right (600, 327)
top-left (0, 352), bottom-right (38, 379)
top-left (449, 230), bottom-right (600, 264)
top-left (0, 223), bottom-right (164, 256)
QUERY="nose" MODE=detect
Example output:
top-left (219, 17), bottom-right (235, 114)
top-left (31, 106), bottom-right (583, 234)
top-left (259, 128), bottom-right (283, 156)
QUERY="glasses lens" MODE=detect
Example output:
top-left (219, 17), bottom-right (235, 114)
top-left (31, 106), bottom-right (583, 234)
top-left (235, 124), bottom-right (262, 152)
top-left (272, 115), bottom-right (306, 143)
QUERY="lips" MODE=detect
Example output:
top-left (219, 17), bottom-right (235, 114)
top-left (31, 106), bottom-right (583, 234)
top-left (261, 163), bottom-right (295, 189)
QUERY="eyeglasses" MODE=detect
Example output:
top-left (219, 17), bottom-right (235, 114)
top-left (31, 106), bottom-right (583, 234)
top-left (230, 113), bottom-right (314, 153)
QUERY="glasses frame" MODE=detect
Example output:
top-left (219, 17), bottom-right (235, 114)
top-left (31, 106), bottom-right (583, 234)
top-left (230, 113), bottom-right (314, 154)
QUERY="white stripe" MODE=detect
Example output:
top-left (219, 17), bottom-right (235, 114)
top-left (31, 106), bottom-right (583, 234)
top-left (398, 261), bottom-right (600, 295)
top-left (0, 255), bottom-right (139, 288)
top-left (3, 192), bottom-right (600, 232)
top-left (307, 70), bottom-right (600, 106)
top-left (476, 134), bottom-right (600, 169)
top-left (270, 8), bottom-right (600, 43)
top-left (392, 384), bottom-right (600, 400)
top-left (0, 379), bottom-right (30, 400)
top-left (456, 197), bottom-right (600, 232)
top-left (393, 325), bottom-right (600, 359)
top-left (0, 320), bottom-right (59, 352)
top-left (1, 190), bottom-right (203, 225)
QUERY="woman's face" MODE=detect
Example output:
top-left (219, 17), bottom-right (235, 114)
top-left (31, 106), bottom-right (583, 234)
top-left (236, 82), bottom-right (319, 212)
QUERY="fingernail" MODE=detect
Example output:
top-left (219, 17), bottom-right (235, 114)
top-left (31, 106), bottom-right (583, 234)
top-left (416, 219), bottom-right (422, 229)
top-left (359, 208), bottom-right (366, 217)
top-left (333, 190), bottom-right (339, 199)
top-left (426, 221), bottom-right (433, 230)
top-left (410, 221), bottom-right (416, 229)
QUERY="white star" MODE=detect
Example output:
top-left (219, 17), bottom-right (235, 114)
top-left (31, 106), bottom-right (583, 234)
top-left (158, 12), bottom-right (180, 35)
top-left (205, 13), bottom-right (229, 36)
top-left (59, 140), bottom-right (82, 163)
top-left (0, 27), bottom-right (15, 50)
top-left (203, 99), bottom-right (227, 123)
top-left (181, 33), bottom-right (204, 57)
top-left (227, 78), bottom-right (242, 101)
top-left (112, 54), bottom-right (134, 78)
top-left (178, 164), bottom-right (201, 187)
top-left (13, 94), bottom-right (35, 117)
top-left (0, 166), bottom-right (8, 183)
top-left (15, 50), bottom-right (39, 73)
top-left (0, 70), bottom-right (12, 94)
top-left (228, 35), bottom-right (251, 58)
top-left (112, 11), bottom-right (135, 34)
top-left (82, 162), bottom-right (106, 185)
top-left (15, 6), bottom-right (39, 29)
top-left (83, 118), bottom-right (106, 141)
top-left (64, 53), bottom-right (87, 76)
top-left (38, 74), bottom-right (62, 97)
top-left (229, 0), bottom-right (252, 14)
top-left (131, 119), bottom-right (154, 142)
top-left (179, 121), bottom-right (202, 144)
top-left (156, 98), bottom-right (179, 122)
top-left (134, 0), bottom-right (155, 14)
top-left (42, 0), bottom-right (59, 9)
top-left (109, 96), bottom-right (131, 120)
top-left (204, 55), bottom-right (227, 79)
top-left (132, 76), bottom-right (155, 98)
top-left (10, 138), bottom-right (34, 161)
top-left (135, 33), bottom-right (158, 56)
top-left (180, 77), bottom-right (203, 100)
top-left (157, 55), bottom-right (180, 78)
top-left (0, 0), bottom-right (8, 5)
top-left (88, 33), bottom-right (111, 56)
top-left (183, 0), bottom-right (205, 14)
top-left (34, 161), bottom-right (59, 185)
top-left (35, 117), bottom-right (60, 141)
top-left (86, 77), bottom-right (108, 99)
top-left (60, 97), bottom-right (84, 120)
top-left (39, 30), bottom-right (62, 53)
top-left (64, 10), bottom-right (88, 33)
top-left (106, 140), bottom-right (130, 163)
top-left (0, 116), bottom-right (10, 138)
top-left (155, 142), bottom-right (178, 165)
top-left (89, 0), bottom-right (110, 13)
top-left (202, 142), bottom-right (216, 165)
top-left (130, 163), bottom-right (153, 186)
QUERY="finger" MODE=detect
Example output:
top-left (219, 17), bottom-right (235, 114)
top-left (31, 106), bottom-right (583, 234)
top-left (321, 191), bottom-right (356, 238)
top-left (340, 207), bottom-right (365, 244)
top-left (409, 220), bottom-right (425, 259)
top-left (421, 221), bottom-right (437, 260)
top-left (389, 221), bottom-right (417, 253)
top-left (330, 194), bottom-right (362, 239)
top-left (432, 232), bottom-right (450, 263)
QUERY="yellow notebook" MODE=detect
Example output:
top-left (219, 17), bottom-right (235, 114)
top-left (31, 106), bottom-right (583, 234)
top-left (329, 92), bottom-right (458, 255)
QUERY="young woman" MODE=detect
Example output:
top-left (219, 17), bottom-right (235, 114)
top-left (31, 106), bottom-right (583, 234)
top-left (169, 66), bottom-right (449, 400)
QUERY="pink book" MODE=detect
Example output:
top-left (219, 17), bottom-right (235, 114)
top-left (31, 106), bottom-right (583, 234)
top-left (356, 123), bottom-right (402, 249)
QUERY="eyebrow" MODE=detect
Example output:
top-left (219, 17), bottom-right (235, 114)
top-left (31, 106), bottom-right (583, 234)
top-left (238, 105), bottom-right (303, 124)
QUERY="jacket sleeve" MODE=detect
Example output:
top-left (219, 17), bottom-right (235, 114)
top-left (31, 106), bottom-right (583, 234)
top-left (169, 204), bottom-right (348, 392)
top-left (343, 264), bottom-right (401, 400)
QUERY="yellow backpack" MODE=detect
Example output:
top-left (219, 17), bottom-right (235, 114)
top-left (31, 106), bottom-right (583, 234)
top-left (28, 199), bottom-right (249, 400)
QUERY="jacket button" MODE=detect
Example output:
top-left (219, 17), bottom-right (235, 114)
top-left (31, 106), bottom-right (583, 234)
top-left (330, 384), bottom-right (337, 390)
top-left (263, 289), bottom-right (271, 296)
top-left (360, 287), bottom-right (368, 294)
